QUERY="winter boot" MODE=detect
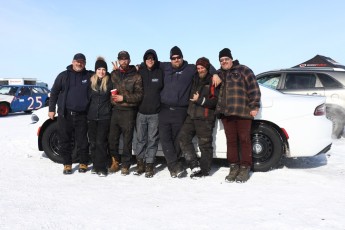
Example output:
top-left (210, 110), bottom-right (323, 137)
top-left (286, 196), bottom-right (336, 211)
top-left (236, 166), bottom-right (250, 183)
top-left (190, 166), bottom-right (201, 178)
top-left (108, 156), bottom-right (120, 173)
top-left (225, 164), bottom-right (240, 183)
top-left (134, 159), bottom-right (145, 176)
top-left (97, 170), bottom-right (108, 177)
top-left (91, 168), bottom-right (97, 174)
top-left (175, 161), bottom-right (187, 178)
top-left (145, 163), bottom-right (155, 178)
top-left (190, 169), bottom-right (210, 179)
top-left (63, 165), bottom-right (72, 175)
top-left (121, 165), bottom-right (130, 176)
top-left (78, 164), bottom-right (88, 173)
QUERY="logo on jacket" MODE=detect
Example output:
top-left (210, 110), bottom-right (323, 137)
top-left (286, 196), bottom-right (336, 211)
top-left (82, 80), bottom-right (88, 84)
top-left (152, 78), bottom-right (159, 82)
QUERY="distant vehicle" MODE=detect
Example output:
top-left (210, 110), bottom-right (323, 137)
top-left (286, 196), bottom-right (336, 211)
top-left (0, 85), bottom-right (50, 116)
top-left (257, 67), bottom-right (345, 138)
top-left (0, 77), bottom-right (37, 86)
top-left (30, 85), bottom-right (332, 172)
top-left (36, 82), bottom-right (49, 88)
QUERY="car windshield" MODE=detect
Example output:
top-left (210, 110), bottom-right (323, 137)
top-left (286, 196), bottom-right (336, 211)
top-left (0, 86), bottom-right (18, 95)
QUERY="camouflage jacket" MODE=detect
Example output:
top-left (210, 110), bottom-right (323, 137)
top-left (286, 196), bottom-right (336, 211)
top-left (110, 65), bottom-right (143, 109)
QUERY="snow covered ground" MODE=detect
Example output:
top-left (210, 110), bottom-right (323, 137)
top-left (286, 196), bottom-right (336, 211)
top-left (1, 113), bottom-right (345, 230)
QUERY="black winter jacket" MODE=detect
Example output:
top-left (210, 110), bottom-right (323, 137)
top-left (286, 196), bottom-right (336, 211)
top-left (49, 65), bottom-right (92, 116)
top-left (159, 61), bottom-right (217, 108)
top-left (138, 49), bottom-right (164, 114)
top-left (187, 73), bottom-right (220, 121)
top-left (87, 76), bottom-right (113, 120)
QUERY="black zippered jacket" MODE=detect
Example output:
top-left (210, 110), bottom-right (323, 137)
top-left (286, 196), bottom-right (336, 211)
top-left (138, 49), bottom-right (164, 114)
top-left (187, 73), bottom-right (220, 121)
top-left (49, 65), bottom-right (92, 116)
top-left (87, 76), bottom-right (113, 120)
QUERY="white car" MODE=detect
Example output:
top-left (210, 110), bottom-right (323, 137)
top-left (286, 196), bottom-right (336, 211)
top-left (30, 85), bottom-right (332, 172)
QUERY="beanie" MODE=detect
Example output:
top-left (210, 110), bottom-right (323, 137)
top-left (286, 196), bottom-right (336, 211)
top-left (196, 57), bottom-right (210, 70)
top-left (170, 46), bottom-right (183, 59)
top-left (219, 48), bottom-right (233, 60)
top-left (95, 57), bottom-right (108, 71)
top-left (118, 51), bottom-right (130, 60)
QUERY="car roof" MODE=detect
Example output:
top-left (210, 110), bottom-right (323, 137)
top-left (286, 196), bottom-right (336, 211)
top-left (258, 67), bottom-right (345, 75)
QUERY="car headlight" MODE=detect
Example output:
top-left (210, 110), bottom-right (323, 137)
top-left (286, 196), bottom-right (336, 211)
top-left (31, 114), bottom-right (39, 123)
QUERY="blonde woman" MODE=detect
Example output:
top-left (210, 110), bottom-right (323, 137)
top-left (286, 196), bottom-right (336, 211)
top-left (87, 57), bottom-right (113, 177)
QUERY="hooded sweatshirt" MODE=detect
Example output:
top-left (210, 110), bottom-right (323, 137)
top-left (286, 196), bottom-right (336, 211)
top-left (49, 65), bottom-right (92, 116)
top-left (138, 49), bottom-right (164, 114)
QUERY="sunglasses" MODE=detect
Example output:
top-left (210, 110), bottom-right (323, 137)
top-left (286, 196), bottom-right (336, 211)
top-left (220, 57), bottom-right (231, 63)
top-left (146, 57), bottom-right (155, 61)
top-left (170, 56), bottom-right (181, 61)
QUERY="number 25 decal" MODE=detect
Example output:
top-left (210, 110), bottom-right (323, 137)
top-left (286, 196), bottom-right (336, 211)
top-left (27, 96), bottom-right (42, 110)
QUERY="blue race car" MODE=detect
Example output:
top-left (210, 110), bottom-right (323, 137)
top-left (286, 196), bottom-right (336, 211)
top-left (0, 85), bottom-right (50, 116)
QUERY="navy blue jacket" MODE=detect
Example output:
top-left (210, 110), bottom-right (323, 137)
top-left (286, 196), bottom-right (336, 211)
top-left (159, 61), bottom-right (216, 107)
top-left (49, 65), bottom-right (92, 116)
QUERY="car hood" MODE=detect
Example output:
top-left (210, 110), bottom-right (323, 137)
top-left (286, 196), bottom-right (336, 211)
top-left (0, 95), bottom-right (14, 102)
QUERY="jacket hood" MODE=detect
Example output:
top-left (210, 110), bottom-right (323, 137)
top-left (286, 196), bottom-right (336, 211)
top-left (143, 49), bottom-right (159, 69)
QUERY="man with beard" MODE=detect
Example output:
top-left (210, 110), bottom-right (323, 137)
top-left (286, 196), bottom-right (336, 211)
top-left (49, 53), bottom-right (92, 174)
top-left (159, 46), bottom-right (221, 178)
top-left (179, 57), bottom-right (220, 178)
top-left (108, 51), bottom-right (143, 175)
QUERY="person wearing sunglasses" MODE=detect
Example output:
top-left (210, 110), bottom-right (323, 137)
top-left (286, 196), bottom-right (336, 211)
top-left (158, 46), bottom-right (221, 178)
top-left (134, 49), bottom-right (164, 178)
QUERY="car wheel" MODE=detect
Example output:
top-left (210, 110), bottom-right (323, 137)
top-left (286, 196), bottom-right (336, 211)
top-left (0, 103), bottom-right (10, 116)
top-left (251, 123), bottom-right (284, 172)
top-left (41, 121), bottom-right (79, 164)
top-left (326, 107), bottom-right (345, 139)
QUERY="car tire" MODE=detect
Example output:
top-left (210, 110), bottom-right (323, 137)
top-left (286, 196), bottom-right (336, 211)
top-left (42, 121), bottom-right (79, 164)
top-left (0, 103), bottom-right (10, 116)
top-left (251, 123), bottom-right (284, 172)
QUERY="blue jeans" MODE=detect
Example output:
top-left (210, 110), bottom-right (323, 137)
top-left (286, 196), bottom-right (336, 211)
top-left (135, 112), bottom-right (159, 164)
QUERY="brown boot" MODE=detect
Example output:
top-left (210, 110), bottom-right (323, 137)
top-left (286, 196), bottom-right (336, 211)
top-left (121, 165), bottom-right (130, 176)
top-left (63, 165), bottom-right (72, 175)
top-left (134, 159), bottom-right (145, 175)
top-left (108, 157), bottom-right (120, 173)
top-left (236, 166), bottom-right (250, 183)
top-left (225, 164), bottom-right (240, 183)
top-left (145, 163), bottom-right (155, 178)
top-left (78, 164), bottom-right (88, 173)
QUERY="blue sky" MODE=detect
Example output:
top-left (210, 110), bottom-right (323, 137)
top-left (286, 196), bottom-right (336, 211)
top-left (1, 0), bottom-right (345, 88)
